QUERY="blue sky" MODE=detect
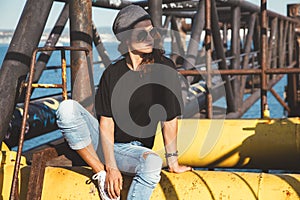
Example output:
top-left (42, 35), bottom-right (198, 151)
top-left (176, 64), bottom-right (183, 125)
top-left (0, 0), bottom-right (299, 30)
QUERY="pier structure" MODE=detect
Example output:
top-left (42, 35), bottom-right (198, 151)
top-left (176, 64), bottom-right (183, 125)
top-left (81, 0), bottom-right (300, 119)
top-left (1, 1), bottom-right (300, 199)
top-left (0, 0), bottom-right (299, 147)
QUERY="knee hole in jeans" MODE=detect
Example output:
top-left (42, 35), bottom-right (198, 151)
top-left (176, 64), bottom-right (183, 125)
top-left (142, 152), bottom-right (163, 170)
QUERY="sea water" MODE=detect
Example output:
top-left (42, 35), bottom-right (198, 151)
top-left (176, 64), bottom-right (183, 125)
top-left (0, 38), bottom-right (287, 151)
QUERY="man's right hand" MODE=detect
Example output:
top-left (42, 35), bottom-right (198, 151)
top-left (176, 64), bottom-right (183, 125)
top-left (105, 167), bottom-right (123, 199)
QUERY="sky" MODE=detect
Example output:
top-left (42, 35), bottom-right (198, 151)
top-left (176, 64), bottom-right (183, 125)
top-left (0, 0), bottom-right (299, 30)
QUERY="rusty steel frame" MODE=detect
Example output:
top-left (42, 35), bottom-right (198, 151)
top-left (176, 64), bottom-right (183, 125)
top-left (9, 46), bottom-right (89, 200)
top-left (0, 0), bottom-right (54, 151)
top-left (49, 0), bottom-right (300, 119)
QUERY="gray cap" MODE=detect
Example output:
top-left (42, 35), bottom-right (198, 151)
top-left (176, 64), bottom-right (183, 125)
top-left (113, 5), bottom-right (151, 41)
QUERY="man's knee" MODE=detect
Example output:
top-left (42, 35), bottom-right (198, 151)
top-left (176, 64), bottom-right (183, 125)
top-left (56, 100), bottom-right (79, 122)
top-left (142, 152), bottom-right (163, 174)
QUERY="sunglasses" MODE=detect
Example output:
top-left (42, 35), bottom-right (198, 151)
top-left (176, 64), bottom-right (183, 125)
top-left (135, 27), bottom-right (158, 43)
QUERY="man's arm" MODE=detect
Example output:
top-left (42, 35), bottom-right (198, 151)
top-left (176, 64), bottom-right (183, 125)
top-left (162, 117), bottom-right (192, 173)
top-left (100, 116), bottom-right (122, 198)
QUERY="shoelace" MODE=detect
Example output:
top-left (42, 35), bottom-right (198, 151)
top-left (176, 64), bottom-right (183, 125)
top-left (92, 171), bottom-right (120, 200)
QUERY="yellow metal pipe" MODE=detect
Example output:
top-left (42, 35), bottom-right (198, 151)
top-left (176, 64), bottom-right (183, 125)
top-left (2, 166), bottom-right (295, 199)
top-left (0, 153), bottom-right (299, 199)
top-left (2, 118), bottom-right (300, 198)
top-left (41, 167), bottom-right (300, 199)
top-left (153, 118), bottom-right (300, 169)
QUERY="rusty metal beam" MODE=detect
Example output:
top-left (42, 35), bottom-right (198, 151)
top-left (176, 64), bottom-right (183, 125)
top-left (287, 73), bottom-right (298, 116)
top-left (163, 15), bottom-right (172, 29)
top-left (278, 20), bottom-right (284, 68)
top-left (283, 21), bottom-right (289, 65)
top-left (163, 11), bottom-right (196, 18)
top-left (288, 23), bottom-right (295, 65)
top-left (230, 4), bottom-right (241, 110)
top-left (149, 0), bottom-right (162, 28)
top-left (205, 0), bottom-right (212, 118)
top-left (260, 0), bottom-right (268, 118)
top-left (211, 0), bottom-right (236, 112)
top-left (223, 24), bottom-right (228, 50)
top-left (0, 0), bottom-right (53, 150)
top-left (183, 0), bottom-right (204, 71)
top-left (69, 0), bottom-right (95, 116)
top-left (180, 60), bottom-right (298, 76)
top-left (269, 17), bottom-right (279, 71)
top-left (92, 22), bottom-right (111, 67)
top-left (170, 16), bottom-right (185, 62)
top-left (253, 15), bottom-right (261, 53)
top-left (269, 88), bottom-right (291, 113)
top-left (239, 13), bottom-right (257, 104)
top-left (287, 22), bottom-right (298, 116)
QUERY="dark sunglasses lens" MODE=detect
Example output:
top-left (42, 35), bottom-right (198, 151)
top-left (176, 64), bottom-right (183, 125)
top-left (150, 28), bottom-right (157, 38)
top-left (137, 30), bottom-right (148, 42)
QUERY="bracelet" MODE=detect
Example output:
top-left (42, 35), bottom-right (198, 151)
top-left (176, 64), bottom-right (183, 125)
top-left (165, 150), bottom-right (178, 158)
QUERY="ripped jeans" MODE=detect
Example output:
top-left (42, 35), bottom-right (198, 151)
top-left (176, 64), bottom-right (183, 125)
top-left (56, 100), bottom-right (162, 200)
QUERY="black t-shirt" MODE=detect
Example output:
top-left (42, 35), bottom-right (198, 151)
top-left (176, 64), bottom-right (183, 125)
top-left (95, 56), bottom-right (183, 148)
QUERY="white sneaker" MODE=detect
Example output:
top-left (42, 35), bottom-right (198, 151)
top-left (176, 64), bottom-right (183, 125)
top-left (92, 171), bottom-right (120, 200)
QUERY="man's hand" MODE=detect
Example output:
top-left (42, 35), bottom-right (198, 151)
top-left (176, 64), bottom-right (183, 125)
top-left (167, 155), bottom-right (192, 173)
top-left (105, 167), bottom-right (123, 199)
top-left (168, 163), bottom-right (193, 173)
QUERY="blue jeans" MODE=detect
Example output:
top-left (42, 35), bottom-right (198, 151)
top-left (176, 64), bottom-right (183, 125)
top-left (56, 100), bottom-right (162, 200)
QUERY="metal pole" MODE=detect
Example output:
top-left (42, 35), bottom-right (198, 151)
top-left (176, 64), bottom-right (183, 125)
top-left (92, 22), bottom-right (111, 68)
top-left (184, 0), bottom-right (205, 71)
top-left (230, 5), bottom-right (241, 111)
top-left (170, 16), bottom-right (185, 63)
top-left (205, 0), bottom-right (212, 118)
top-left (271, 18), bottom-right (278, 73)
top-left (10, 49), bottom-right (38, 199)
top-left (211, 0), bottom-right (236, 113)
top-left (287, 22), bottom-right (297, 116)
top-left (278, 20), bottom-right (284, 68)
top-left (288, 23), bottom-right (295, 65)
top-left (148, 0), bottom-right (162, 28)
top-left (269, 88), bottom-right (290, 113)
top-left (0, 0), bottom-right (53, 148)
top-left (61, 50), bottom-right (68, 100)
top-left (69, 0), bottom-right (95, 116)
top-left (239, 13), bottom-right (257, 103)
top-left (283, 21), bottom-right (289, 66)
top-left (269, 17), bottom-right (278, 71)
top-left (223, 24), bottom-right (228, 51)
top-left (260, 0), bottom-right (268, 118)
